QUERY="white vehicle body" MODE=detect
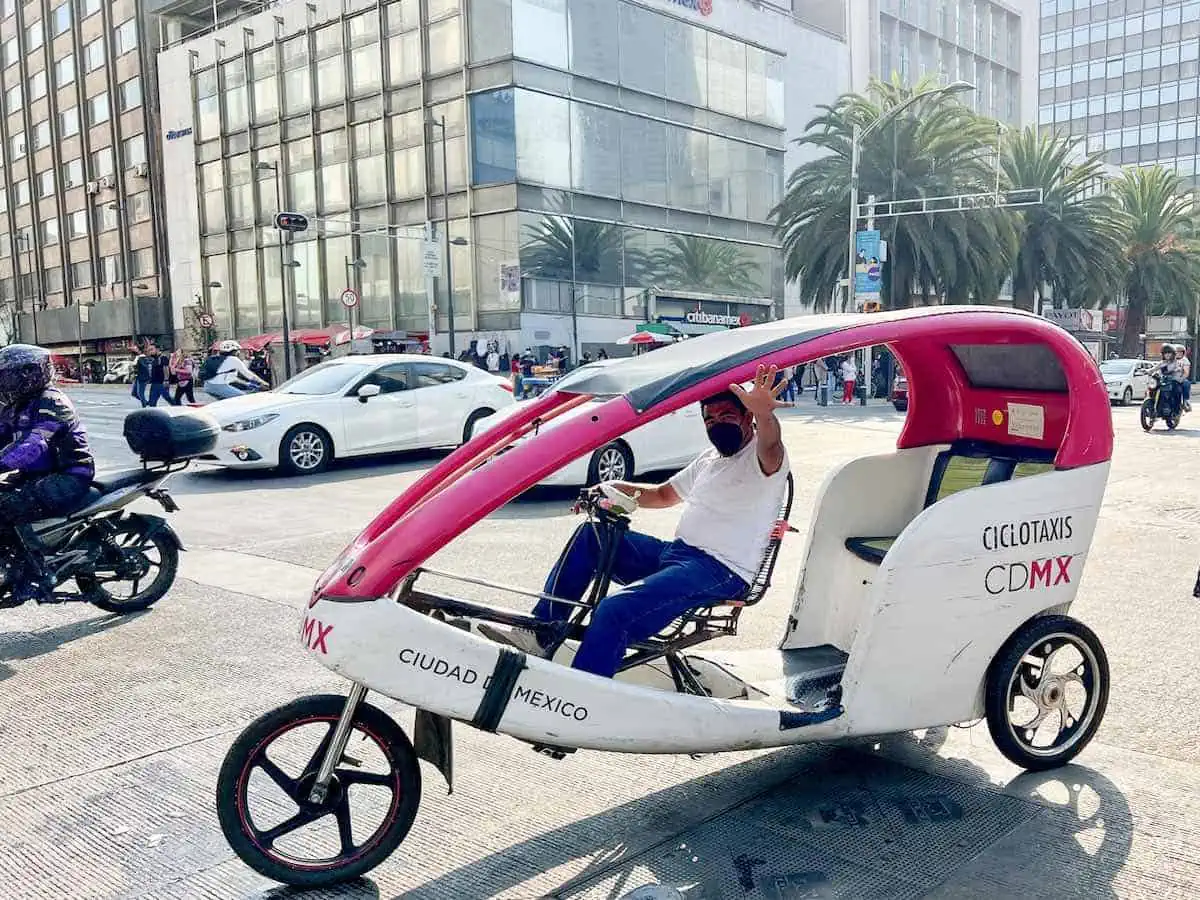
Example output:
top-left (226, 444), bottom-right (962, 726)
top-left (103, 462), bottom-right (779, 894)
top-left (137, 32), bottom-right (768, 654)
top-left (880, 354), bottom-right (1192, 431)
top-left (302, 455), bottom-right (1108, 753)
top-left (202, 355), bottom-right (513, 472)
top-left (1099, 358), bottom-right (1153, 404)
top-left (477, 391), bottom-right (711, 486)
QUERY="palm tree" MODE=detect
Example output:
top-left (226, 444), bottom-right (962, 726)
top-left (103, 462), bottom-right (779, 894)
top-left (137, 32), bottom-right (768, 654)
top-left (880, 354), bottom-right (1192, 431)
top-left (774, 76), bottom-right (1015, 310)
top-left (1001, 129), bottom-right (1128, 312)
top-left (520, 216), bottom-right (628, 284)
top-left (1111, 167), bottom-right (1200, 357)
top-left (648, 235), bottom-right (762, 296)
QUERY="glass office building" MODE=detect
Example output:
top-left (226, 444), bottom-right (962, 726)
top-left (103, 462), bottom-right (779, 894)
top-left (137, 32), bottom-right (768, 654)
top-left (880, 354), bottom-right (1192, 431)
top-left (159, 0), bottom-right (843, 355)
top-left (864, 0), bottom-right (1037, 125)
top-left (1037, 0), bottom-right (1200, 188)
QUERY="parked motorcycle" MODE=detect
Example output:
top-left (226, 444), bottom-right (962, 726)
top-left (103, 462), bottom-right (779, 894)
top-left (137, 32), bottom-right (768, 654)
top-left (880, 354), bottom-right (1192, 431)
top-left (0, 408), bottom-right (219, 611)
top-left (1140, 372), bottom-right (1184, 432)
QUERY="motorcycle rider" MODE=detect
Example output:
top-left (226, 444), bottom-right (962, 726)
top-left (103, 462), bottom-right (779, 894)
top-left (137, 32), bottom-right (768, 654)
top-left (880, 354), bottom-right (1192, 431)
top-left (0, 344), bottom-right (96, 604)
top-left (1157, 344), bottom-right (1185, 414)
top-left (1176, 345), bottom-right (1192, 412)
top-left (204, 340), bottom-right (270, 400)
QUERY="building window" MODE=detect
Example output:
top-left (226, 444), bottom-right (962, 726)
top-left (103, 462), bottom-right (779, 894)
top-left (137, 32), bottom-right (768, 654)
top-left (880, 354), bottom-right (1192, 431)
top-left (45, 269), bottom-right (63, 293)
top-left (88, 92), bottom-right (110, 126)
top-left (95, 203), bottom-right (118, 232)
top-left (62, 158), bottom-right (83, 187)
top-left (54, 53), bottom-right (74, 87)
top-left (26, 19), bottom-right (43, 48)
top-left (10, 131), bottom-right (25, 159)
top-left (82, 0), bottom-right (100, 17)
top-left (123, 134), bottom-right (146, 167)
top-left (427, 16), bottom-right (462, 74)
top-left (91, 146), bottom-right (113, 177)
top-left (72, 262), bottom-right (92, 287)
top-left (15, 179), bottom-right (29, 205)
top-left (52, 2), bottom-right (71, 35)
top-left (119, 76), bottom-right (141, 111)
top-left (37, 171), bottom-right (55, 198)
top-left (42, 216), bottom-right (59, 245)
top-left (30, 70), bottom-right (46, 101)
top-left (115, 19), bottom-right (137, 56)
top-left (68, 209), bottom-right (87, 237)
top-left (131, 248), bottom-right (155, 278)
top-left (102, 255), bottom-right (122, 286)
top-left (4, 84), bottom-right (19, 114)
top-left (85, 38), bottom-right (105, 72)
top-left (33, 120), bottom-right (51, 149)
top-left (130, 192), bottom-right (151, 222)
top-left (1, 37), bottom-right (16, 66)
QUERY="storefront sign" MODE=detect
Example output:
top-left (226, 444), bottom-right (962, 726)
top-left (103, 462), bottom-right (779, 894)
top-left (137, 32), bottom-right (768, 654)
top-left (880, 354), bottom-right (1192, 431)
top-left (685, 311), bottom-right (749, 327)
top-left (1044, 308), bottom-right (1100, 332)
top-left (166, 127), bottom-right (193, 141)
top-left (669, 0), bottom-right (712, 15)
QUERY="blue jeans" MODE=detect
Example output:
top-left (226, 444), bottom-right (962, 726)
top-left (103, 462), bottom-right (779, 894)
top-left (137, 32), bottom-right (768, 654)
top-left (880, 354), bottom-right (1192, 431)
top-left (148, 383), bottom-right (176, 407)
top-left (131, 379), bottom-right (148, 407)
top-left (534, 524), bottom-right (747, 677)
top-left (204, 382), bottom-right (245, 400)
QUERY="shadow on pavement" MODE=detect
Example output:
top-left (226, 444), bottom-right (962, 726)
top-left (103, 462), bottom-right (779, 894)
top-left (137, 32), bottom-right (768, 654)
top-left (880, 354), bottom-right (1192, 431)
top-left (257, 878), bottom-right (381, 900)
top-left (0, 609), bottom-right (149, 682)
top-left (169, 451), bottom-right (449, 496)
top-left (388, 730), bottom-right (1131, 900)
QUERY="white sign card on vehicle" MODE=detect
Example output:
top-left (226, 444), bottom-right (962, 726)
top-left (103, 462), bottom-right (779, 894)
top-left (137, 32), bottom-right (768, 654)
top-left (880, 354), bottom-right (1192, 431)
top-left (1006, 402), bottom-right (1045, 440)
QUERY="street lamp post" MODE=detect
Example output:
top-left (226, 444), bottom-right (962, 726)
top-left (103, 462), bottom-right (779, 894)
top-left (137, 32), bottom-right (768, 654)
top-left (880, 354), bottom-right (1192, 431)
top-left (107, 202), bottom-right (138, 344)
top-left (845, 80), bottom-right (974, 405)
top-left (425, 115), bottom-right (466, 357)
top-left (77, 299), bottom-right (94, 377)
top-left (16, 232), bottom-right (38, 344)
top-left (256, 160), bottom-right (293, 378)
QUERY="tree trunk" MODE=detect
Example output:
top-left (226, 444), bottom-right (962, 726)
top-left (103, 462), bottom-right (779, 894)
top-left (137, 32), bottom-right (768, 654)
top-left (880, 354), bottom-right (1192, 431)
top-left (1121, 288), bottom-right (1148, 358)
top-left (1013, 284), bottom-right (1037, 313)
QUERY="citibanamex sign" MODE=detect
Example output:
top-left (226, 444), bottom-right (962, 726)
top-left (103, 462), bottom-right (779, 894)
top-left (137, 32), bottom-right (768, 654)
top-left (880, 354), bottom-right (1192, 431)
top-left (670, 0), bottom-right (713, 15)
top-left (686, 311), bottom-right (748, 327)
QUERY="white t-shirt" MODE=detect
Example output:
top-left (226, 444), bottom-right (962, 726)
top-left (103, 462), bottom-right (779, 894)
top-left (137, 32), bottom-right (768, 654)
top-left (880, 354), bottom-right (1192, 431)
top-left (668, 436), bottom-right (790, 584)
top-left (841, 359), bottom-right (858, 382)
top-left (209, 356), bottom-right (257, 386)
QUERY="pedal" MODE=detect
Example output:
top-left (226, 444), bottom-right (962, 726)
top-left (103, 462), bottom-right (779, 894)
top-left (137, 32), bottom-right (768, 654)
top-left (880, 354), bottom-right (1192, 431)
top-left (532, 743), bottom-right (576, 760)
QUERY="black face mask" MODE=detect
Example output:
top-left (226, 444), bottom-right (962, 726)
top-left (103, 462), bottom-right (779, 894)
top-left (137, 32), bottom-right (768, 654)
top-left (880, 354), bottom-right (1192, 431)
top-left (706, 422), bottom-right (746, 457)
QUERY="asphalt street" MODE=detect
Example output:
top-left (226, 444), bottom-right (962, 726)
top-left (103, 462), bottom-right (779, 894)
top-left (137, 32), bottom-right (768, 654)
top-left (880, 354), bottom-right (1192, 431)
top-left (0, 384), bottom-right (1196, 899)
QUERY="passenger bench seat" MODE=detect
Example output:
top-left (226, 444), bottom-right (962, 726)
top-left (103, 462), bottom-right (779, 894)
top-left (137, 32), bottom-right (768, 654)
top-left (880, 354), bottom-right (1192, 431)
top-left (844, 446), bottom-right (1053, 565)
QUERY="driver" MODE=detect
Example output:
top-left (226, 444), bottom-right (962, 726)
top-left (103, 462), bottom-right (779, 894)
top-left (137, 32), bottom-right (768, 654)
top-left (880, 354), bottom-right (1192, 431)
top-left (0, 344), bottom-right (95, 603)
top-left (485, 365), bottom-right (790, 677)
top-left (1159, 344), bottom-right (1184, 406)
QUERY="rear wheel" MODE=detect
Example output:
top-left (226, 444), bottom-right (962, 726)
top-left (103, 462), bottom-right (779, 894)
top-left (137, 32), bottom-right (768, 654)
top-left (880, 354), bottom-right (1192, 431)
top-left (1139, 398), bottom-right (1156, 431)
top-left (587, 441), bottom-right (633, 485)
top-left (892, 400), bottom-right (908, 412)
top-left (280, 425), bottom-right (332, 476)
top-left (985, 615), bottom-right (1109, 771)
top-left (77, 518), bottom-right (179, 613)
top-left (216, 694), bottom-right (421, 888)
top-left (462, 408), bottom-right (496, 445)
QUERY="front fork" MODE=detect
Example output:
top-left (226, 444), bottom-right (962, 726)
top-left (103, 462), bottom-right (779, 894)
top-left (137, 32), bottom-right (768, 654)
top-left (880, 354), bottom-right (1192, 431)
top-left (307, 682), bottom-right (368, 804)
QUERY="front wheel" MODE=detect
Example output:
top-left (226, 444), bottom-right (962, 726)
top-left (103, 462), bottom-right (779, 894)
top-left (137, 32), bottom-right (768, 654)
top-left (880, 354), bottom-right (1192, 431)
top-left (1121, 387), bottom-right (1133, 406)
top-left (1139, 399), bottom-right (1156, 431)
top-left (462, 408), bottom-right (495, 445)
top-left (279, 425), bottom-right (332, 476)
top-left (76, 517), bottom-right (180, 613)
top-left (985, 615), bottom-right (1109, 771)
top-left (216, 694), bottom-right (422, 888)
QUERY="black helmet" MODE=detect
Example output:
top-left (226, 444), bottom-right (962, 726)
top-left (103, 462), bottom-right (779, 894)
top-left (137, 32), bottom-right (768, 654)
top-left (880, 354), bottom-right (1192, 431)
top-left (1162, 344), bottom-right (1177, 357)
top-left (0, 344), bottom-right (53, 407)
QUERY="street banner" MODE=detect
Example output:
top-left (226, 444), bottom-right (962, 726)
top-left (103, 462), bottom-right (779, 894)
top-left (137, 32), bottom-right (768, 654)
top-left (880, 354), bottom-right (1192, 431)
top-left (855, 230), bottom-right (882, 298)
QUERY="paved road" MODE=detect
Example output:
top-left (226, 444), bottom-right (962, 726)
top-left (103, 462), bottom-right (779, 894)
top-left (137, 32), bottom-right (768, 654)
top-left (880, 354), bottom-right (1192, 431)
top-left (0, 387), bottom-right (1197, 898)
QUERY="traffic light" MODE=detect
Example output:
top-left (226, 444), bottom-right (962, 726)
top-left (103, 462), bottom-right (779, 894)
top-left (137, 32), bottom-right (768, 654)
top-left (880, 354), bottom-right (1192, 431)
top-left (274, 212), bottom-right (309, 233)
top-left (863, 300), bottom-right (882, 313)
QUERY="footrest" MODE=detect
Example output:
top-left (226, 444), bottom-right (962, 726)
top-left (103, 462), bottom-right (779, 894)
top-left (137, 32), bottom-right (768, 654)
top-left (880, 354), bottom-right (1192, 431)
top-left (845, 536), bottom-right (896, 564)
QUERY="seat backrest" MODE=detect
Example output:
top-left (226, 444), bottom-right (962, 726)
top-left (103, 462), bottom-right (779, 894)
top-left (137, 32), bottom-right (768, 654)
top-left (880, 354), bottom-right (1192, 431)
top-left (732, 471), bottom-right (794, 608)
top-left (923, 440), bottom-right (1056, 509)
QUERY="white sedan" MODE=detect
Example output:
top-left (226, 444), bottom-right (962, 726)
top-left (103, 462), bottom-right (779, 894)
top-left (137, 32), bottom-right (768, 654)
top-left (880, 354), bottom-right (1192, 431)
top-left (473, 390), bottom-right (711, 486)
top-left (1099, 358), bottom-right (1154, 405)
top-left (202, 355), bottom-right (513, 475)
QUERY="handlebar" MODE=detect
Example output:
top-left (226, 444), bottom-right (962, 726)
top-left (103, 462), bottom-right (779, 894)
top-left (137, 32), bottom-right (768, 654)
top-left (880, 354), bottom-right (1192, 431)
top-left (572, 486), bottom-right (635, 522)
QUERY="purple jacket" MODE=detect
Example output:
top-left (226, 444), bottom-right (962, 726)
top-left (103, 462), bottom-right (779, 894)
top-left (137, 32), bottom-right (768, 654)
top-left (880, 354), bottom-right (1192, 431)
top-left (0, 388), bottom-right (94, 479)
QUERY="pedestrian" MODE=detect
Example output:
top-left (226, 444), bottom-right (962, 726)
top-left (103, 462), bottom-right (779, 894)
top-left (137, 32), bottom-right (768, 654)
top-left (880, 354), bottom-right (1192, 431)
top-left (171, 351), bottom-right (196, 405)
top-left (510, 353), bottom-right (522, 399)
top-left (597, 348), bottom-right (609, 361)
top-left (840, 355), bottom-right (858, 404)
top-left (147, 347), bottom-right (176, 407)
top-left (792, 363), bottom-right (806, 400)
top-left (823, 356), bottom-right (838, 405)
top-left (130, 346), bottom-right (151, 407)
